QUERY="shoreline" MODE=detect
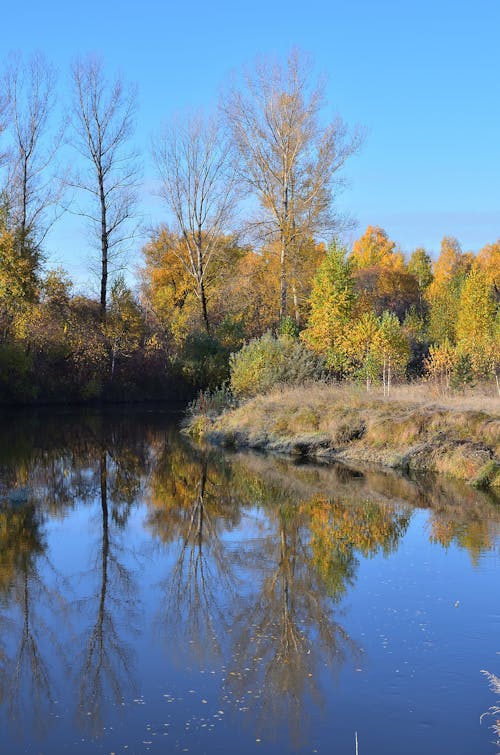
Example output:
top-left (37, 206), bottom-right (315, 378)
top-left (185, 384), bottom-right (500, 490)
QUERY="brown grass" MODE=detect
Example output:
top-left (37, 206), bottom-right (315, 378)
top-left (187, 381), bottom-right (500, 486)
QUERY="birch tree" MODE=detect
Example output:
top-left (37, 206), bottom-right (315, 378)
top-left (222, 49), bottom-right (362, 321)
top-left (152, 113), bottom-right (238, 334)
top-left (3, 52), bottom-right (63, 260)
top-left (0, 80), bottom-right (8, 169)
top-left (69, 56), bottom-right (139, 323)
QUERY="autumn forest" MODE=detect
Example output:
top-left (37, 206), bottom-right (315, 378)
top-left (0, 49), bottom-right (498, 404)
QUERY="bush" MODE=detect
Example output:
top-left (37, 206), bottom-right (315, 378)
top-left (176, 331), bottom-right (231, 389)
top-left (278, 316), bottom-right (300, 339)
top-left (0, 342), bottom-right (36, 402)
top-left (451, 353), bottom-right (475, 393)
top-left (187, 383), bottom-right (235, 419)
top-left (230, 332), bottom-right (325, 399)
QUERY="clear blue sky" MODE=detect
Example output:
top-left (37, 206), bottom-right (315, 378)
top-left (1, 0), bottom-right (499, 288)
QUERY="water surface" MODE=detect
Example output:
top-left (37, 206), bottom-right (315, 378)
top-left (1, 407), bottom-right (499, 754)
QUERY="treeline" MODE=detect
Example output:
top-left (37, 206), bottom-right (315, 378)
top-left (0, 50), bottom-right (498, 403)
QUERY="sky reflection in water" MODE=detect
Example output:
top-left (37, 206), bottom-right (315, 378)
top-left (0, 407), bottom-right (499, 754)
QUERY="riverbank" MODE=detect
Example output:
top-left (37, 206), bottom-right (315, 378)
top-left (185, 384), bottom-right (500, 489)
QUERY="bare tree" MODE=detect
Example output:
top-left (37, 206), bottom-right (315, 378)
top-left (152, 113), bottom-right (238, 334)
top-left (3, 52), bottom-right (63, 259)
top-left (69, 56), bottom-right (139, 323)
top-left (0, 82), bottom-right (8, 170)
top-left (222, 49), bottom-right (363, 321)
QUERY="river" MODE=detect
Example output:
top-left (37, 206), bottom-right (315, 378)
top-left (0, 406), bottom-right (499, 754)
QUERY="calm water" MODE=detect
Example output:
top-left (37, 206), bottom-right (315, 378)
top-left (1, 407), bottom-right (500, 755)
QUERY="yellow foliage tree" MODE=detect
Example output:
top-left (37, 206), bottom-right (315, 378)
top-left (456, 265), bottom-right (498, 378)
top-left (426, 236), bottom-right (472, 345)
top-left (301, 244), bottom-right (355, 372)
top-left (141, 228), bottom-right (205, 346)
top-left (476, 241), bottom-right (500, 293)
top-left (350, 226), bottom-right (405, 271)
top-left (341, 311), bottom-right (381, 389)
top-left (424, 339), bottom-right (458, 392)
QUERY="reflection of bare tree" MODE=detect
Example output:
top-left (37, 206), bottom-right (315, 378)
top-left (0, 503), bottom-right (67, 738)
top-left (147, 446), bottom-right (240, 663)
top-left (227, 504), bottom-right (359, 749)
top-left (76, 451), bottom-right (137, 736)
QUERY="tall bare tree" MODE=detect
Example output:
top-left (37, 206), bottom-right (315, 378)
top-left (222, 49), bottom-right (362, 321)
top-left (0, 82), bottom-right (8, 170)
top-left (3, 52), bottom-right (63, 259)
top-left (70, 56), bottom-right (139, 323)
top-left (152, 113), bottom-right (238, 333)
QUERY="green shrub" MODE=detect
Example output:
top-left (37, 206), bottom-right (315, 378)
top-left (230, 332), bottom-right (325, 399)
top-left (176, 331), bottom-right (231, 389)
top-left (451, 353), bottom-right (475, 392)
top-left (0, 342), bottom-right (36, 402)
top-left (278, 316), bottom-right (300, 339)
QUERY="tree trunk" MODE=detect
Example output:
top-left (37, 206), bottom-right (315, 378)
top-left (292, 282), bottom-right (300, 327)
top-left (99, 172), bottom-right (108, 325)
top-left (199, 279), bottom-right (210, 335)
top-left (196, 230), bottom-right (210, 334)
top-left (20, 154), bottom-right (28, 255)
top-left (280, 236), bottom-right (287, 321)
top-left (279, 180), bottom-right (289, 321)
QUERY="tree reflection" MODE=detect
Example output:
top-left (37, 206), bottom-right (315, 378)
top-left (76, 450), bottom-right (138, 736)
top-left (1, 408), bottom-right (500, 751)
top-left (147, 442), bottom-right (240, 663)
top-left (305, 494), bottom-right (411, 591)
top-left (0, 502), bottom-right (66, 737)
top-left (427, 504), bottom-right (499, 564)
top-left (0, 409), bottom-right (152, 743)
top-left (225, 502), bottom-right (356, 748)
top-left (223, 459), bottom-right (412, 747)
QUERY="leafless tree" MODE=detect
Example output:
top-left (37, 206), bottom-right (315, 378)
top-left (152, 112), bottom-right (238, 333)
top-left (3, 52), bottom-right (63, 258)
top-left (222, 48), bottom-right (363, 321)
top-left (0, 84), bottom-right (8, 169)
top-left (69, 56), bottom-right (139, 323)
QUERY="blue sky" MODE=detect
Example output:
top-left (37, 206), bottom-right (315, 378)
top-left (1, 0), bottom-right (499, 289)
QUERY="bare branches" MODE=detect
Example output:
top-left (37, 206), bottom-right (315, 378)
top-left (3, 51), bottom-right (65, 257)
top-left (222, 48), bottom-right (363, 320)
top-left (152, 112), bottom-right (239, 333)
top-left (0, 84), bottom-right (8, 169)
top-left (69, 56), bottom-right (140, 322)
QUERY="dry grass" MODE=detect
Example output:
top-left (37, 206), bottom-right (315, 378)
top-left (266, 380), bottom-right (500, 415)
top-left (481, 670), bottom-right (500, 750)
top-left (187, 381), bottom-right (500, 487)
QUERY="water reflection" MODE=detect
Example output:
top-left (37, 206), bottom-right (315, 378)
top-left (147, 443), bottom-right (241, 662)
top-left (227, 502), bottom-right (360, 748)
top-left (0, 501), bottom-right (64, 738)
top-left (0, 407), bottom-right (498, 752)
top-left (76, 449), bottom-right (139, 736)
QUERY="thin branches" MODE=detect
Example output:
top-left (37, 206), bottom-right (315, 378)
top-left (3, 51), bottom-right (64, 258)
top-left (69, 56), bottom-right (140, 322)
top-left (152, 112), bottom-right (239, 333)
top-left (222, 48), bottom-right (363, 320)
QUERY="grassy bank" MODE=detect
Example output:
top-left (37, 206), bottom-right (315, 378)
top-left (185, 383), bottom-right (500, 488)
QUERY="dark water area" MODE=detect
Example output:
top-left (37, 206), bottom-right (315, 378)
top-left (1, 407), bottom-right (500, 754)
